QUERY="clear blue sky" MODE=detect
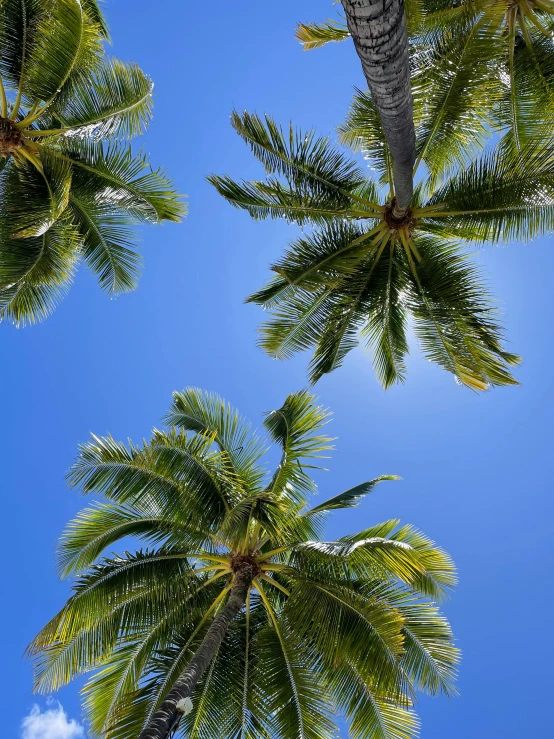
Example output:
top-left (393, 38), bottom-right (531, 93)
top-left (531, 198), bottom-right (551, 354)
top-left (3, 1), bottom-right (554, 737)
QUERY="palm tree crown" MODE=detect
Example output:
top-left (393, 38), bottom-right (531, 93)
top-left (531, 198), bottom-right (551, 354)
top-left (0, 0), bottom-right (185, 325)
top-left (298, 0), bottom-right (554, 154)
top-left (210, 88), bottom-right (554, 390)
top-left (29, 388), bottom-right (458, 739)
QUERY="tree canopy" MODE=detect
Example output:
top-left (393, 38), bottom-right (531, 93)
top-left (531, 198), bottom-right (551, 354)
top-left (29, 389), bottom-right (458, 739)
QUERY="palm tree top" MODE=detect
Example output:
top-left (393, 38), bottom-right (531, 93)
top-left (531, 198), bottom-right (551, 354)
top-left (211, 96), bottom-right (548, 391)
top-left (29, 388), bottom-right (459, 739)
top-left (0, 0), bottom-right (185, 325)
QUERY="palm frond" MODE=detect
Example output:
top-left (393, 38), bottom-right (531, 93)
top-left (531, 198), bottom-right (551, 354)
top-left (496, 32), bottom-right (554, 148)
top-left (295, 19), bottom-right (350, 50)
top-left (165, 388), bottom-right (267, 489)
top-left (360, 244), bottom-right (410, 388)
top-left (329, 659), bottom-right (419, 739)
top-left (425, 140), bottom-right (554, 244)
top-left (227, 110), bottom-right (368, 207)
top-left (284, 579), bottom-right (406, 699)
top-left (263, 390), bottom-right (333, 501)
top-left (304, 475), bottom-right (400, 517)
top-left (256, 587), bottom-right (338, 739)
top-left (68, 193), bottom-right (141, 294)
top-left (58, 141), bottom-right (185, 223)
top-left (396, 596), bottom-right (459, 696)
top-left (254, 288), bottom-right (339, 374)
top-left (29, 550), bottom-right (210, 692)
top-left (32, 58), bottom-right (153, 140)
top-left (0, 219), bottom-right (78, 326)
top-left (57, 502), bottom-right (209, 578)
top-left (0, 151), bottom-right (71, 239)
top-left (0, 0), bottom-right (48, 102)
top-left (20, 0), bottom-right (104, 116)
top-left (207, 174), bottom-right (362, 225)
top-left (82, 0), bottom-right (110, 40)
top-left (256, 220), bottom-right (380, 299)
top-left (249, 221), bottom-right (401, 385)
top-left (413, 19), bottom-right (501, 190)
top-left (66, 430), bottom-right (236, 527)
top-left (343, 521), bottom-right (458, 599)
top-left (403, 235), bottom-right (520, 390)
top-left (290, 538), bottom-right (424, 596)
top-left (306, 287), bottom-right (368, 383)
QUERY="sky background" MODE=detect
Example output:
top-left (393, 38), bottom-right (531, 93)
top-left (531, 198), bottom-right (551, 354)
top-left (3, 1), bottom-right (554, 737)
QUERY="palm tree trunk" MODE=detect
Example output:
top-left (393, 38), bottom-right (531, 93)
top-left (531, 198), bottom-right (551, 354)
top-left (341, 0), bottom-right (415, 212)
top-left (138, 565), bottom-right (253, 739)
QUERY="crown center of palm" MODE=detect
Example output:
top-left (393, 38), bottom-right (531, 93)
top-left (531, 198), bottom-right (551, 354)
top-left (230, 552), bottom-right (262, 578)
top-left (0, 117), bottom-right (23, 157)
top-left (384, 199), bottom-right (417, 234)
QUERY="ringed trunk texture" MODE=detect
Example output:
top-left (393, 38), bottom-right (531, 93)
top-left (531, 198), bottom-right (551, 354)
top-left (138, 565), bottom-right (253, 739)
top-left (341, 0), bottom-right (415, 210)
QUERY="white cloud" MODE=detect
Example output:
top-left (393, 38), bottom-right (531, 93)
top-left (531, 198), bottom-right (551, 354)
top-left (21, 703), bottom-right (85, 739)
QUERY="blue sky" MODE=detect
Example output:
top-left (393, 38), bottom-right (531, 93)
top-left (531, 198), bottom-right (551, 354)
top-left (3, 1), bottom-right (554, 737)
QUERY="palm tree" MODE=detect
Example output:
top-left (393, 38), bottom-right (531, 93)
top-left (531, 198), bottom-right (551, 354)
top-left (298, 1), bottom-right (554, 155)
top-left (334, 1), bottom-right (416, 214)
top-left (210, 101), bottom-right (554, 390)
top-left (29, 388), bottom-right (458, 739)
top-left (0, 0), bottom-right (184, 326)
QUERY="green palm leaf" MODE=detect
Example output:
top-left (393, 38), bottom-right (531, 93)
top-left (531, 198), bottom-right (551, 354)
top-left (22, 0), bottom-right (94, 106)
top-left (0, 151), bottom-right (71, 239)
top-left (338, 89), bottom-right (396, 192)
top-left (305, 475), bottom-right (401, 517)
top-left (82, 0), bottom-right (110, 40)
top-left (59, 142), bottom-right (185, 223)
top-left (0, 220), bottom-right (78, 326)
top-left (0, 0), bottom-right (48, 96)
top-left (360, 245), bottom-right (409, 388)
top-left (34, 58), bottom-right (154, 140)
top-left (413, 20), bottom-right (501, 190)
top-left (68, 193), bottom-right (141, 294)
top-left (165, 388), bottom-right (267, 489)
top-left (263, 390), bottom-right (333, 501)
top-left (225, 111), bottom-right (368, 205)
top-left (207, 174), bottom-right (359, 224)
top-left (295, 19), bottom-right (350, 50)
top-left (426, 144), bottom-right (554, 244)
top-left (396, 597), bottom-right (459, 696)
top-left (329, 659), bottom-right (418, 739)
top-left (255, 607), bottom-right (337, 739)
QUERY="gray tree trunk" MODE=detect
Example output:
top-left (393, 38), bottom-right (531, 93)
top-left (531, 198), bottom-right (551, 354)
top-left (341, 0), bottom-right (415, 212)
top-left (138, 565), bottom-right (253, 739)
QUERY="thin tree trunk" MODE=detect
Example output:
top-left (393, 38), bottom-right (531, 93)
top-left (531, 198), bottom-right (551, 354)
top-left (341, 0), bottom-right (415, 212)
top-left (138, 565), bottom-right (253, 739)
